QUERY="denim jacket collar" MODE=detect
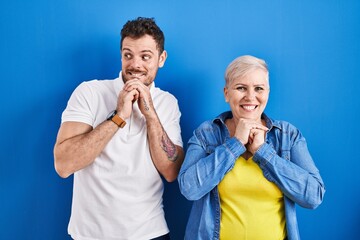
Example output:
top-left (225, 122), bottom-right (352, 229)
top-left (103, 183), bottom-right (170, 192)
top-left (212, 111), bottom-right (282, 131)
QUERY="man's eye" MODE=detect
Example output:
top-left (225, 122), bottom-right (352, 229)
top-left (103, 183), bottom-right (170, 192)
top-left (142, 55), bottom-right (151, 60)
top-left (255, 87), bottom-right (264, 91)
top-left (124, 54), bottom-right (132, 59)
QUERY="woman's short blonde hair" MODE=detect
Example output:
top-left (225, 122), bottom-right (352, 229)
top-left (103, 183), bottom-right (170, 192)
top-left (224, 55), bottom-right (269, 87)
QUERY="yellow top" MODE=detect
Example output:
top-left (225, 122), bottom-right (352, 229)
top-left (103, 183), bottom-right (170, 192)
top-left (218, 156), bottom-right (286, 240)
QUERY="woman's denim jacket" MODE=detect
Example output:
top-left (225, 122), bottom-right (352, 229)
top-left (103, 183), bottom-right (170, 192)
top-left (178, 111), bottom-right (325, 240)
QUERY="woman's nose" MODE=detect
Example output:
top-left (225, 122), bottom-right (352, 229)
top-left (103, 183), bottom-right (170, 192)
top-left (245, 89), bottom-right (256, 100)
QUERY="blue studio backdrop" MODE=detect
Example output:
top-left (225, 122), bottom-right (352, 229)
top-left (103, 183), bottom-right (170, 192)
top-left (1, 0), bottom-right (359, 239)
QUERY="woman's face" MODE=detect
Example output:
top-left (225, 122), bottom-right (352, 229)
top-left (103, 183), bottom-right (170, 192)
top-left (224, 68), bottom-right (270, 123)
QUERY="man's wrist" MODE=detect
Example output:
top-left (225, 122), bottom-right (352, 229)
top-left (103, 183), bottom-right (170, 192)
top-left (107, 110), bottom-right (126, 128)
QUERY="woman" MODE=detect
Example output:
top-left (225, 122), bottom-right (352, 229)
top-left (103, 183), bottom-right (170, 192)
top-left (178, 55), bottom-right (325, 240)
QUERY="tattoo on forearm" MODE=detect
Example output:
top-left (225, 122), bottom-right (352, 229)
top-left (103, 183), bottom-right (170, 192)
top-left (160, 133), bottom-right (178, 162)
top-left (142, 99), bottom-right (150, 111)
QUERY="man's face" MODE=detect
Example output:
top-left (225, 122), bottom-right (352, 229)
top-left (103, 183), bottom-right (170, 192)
top-left (121, 34), bottom-right (167, 86)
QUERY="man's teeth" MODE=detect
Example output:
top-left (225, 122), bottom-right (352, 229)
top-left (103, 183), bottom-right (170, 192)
top-left (130, 72), bottom-right (143, 75)
top-left (242, 105), bottom-right (256, 110)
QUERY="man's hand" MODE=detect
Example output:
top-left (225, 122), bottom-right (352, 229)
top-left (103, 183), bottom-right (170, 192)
top-left (121, 79), bottom-right (184, 182)
top-left (117, 81), bottom-right (140, 119)
top-left (122, 79), bottom-right (155, 118)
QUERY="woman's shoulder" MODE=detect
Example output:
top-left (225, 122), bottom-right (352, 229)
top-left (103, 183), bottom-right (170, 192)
top-left (195, 111), bottom-right (231, 131)
top-left (274, 119), bottom-right (297, 130)
top-left (195, 119), bottom-right (220, 132)
top-left (266, 115), bottom-right (304, 142)
top-left (264, 114), bottom-right (299, 132)
top-left (192, 112), bottom-right (230, 144)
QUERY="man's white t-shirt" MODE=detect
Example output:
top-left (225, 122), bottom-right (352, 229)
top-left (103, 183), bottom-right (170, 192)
top-left (61, 72), bottom-right (183, 240)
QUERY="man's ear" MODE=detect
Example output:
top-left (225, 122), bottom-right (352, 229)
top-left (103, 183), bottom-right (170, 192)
top-left (158, 50), bottom-right (167, 68)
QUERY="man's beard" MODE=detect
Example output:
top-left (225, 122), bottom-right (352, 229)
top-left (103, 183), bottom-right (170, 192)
top-left (122, 70), bottom-right (155, 87)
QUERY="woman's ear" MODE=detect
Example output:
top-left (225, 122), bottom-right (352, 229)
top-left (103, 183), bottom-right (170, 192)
top-left (224, 87), bottom-right (229, 102)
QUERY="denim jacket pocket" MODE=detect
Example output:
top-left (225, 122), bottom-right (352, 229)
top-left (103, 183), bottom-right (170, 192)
top-left (281, 150), bottom-right (291, 161)
top-left (197, 128), bottom-right (223, 155)
top-left (205, 145), bottom-right (217, 154)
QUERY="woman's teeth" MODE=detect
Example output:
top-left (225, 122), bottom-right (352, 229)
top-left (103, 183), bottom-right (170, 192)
top-left (242, 105), bottom-right (256, 110)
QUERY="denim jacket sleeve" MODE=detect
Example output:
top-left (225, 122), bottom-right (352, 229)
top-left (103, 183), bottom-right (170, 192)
top-left (178, 130), bottom-right (246, 201)
top-left (253, 127), bottom-right (325, 209)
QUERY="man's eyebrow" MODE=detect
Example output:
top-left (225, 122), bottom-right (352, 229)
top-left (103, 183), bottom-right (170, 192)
top-left (141, 49), bottom-right (155, 54)
top-left (122, 48), bottom-right (154, 54)
top-left (122, 48), bottom-right (132, 52)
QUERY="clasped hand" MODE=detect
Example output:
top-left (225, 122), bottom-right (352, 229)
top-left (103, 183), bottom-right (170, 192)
top-left (234, 118), bottom-right (268, 154)
top-left (116, 79), bottom-right (154, 119)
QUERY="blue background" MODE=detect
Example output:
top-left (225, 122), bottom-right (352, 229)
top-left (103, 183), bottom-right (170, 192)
top-left (1, 0), bottom-right (359, 239)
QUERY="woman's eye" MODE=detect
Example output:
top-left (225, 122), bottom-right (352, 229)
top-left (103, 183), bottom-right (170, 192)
top-left (255, 87), bottom-right (264, 92)
top-left (236, 86), bottom-right (246, 91)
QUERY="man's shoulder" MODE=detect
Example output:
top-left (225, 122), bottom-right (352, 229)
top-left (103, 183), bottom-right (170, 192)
top-left (79, 78), bottom-right (114, 88)
top-left (74, 78), bottom-right (116, 95)
top-left (153, 86), bottom-right (179, 103)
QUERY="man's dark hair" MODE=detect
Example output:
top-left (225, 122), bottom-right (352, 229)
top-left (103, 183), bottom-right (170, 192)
top-left (121, 17), bottom-right (165, 54)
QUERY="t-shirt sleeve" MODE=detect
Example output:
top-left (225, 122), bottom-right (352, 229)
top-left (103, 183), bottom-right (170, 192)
top-left (61, 82), bottom-right (95, 126)
top-left (163, 97), bottom-right (183, 148)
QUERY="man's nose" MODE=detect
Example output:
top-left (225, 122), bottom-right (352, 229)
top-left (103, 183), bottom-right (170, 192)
top-left (129, 56), bottom-right (141, 68)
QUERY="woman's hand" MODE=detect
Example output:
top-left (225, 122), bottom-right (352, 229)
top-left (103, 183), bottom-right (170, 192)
top-left (234, 118), bottom-right (268, 146)
top-left (247, 128), bottom-right (267, 154)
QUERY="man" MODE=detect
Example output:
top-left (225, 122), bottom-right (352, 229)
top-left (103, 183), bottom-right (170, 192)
top-left (54, 17), bottom-right (184, 240)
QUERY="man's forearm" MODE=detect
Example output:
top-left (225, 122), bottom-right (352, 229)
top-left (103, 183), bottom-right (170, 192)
top-left (146, 113), bottom-right (184, 182)
top-left (54, 120), bottom-right (119, 178)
